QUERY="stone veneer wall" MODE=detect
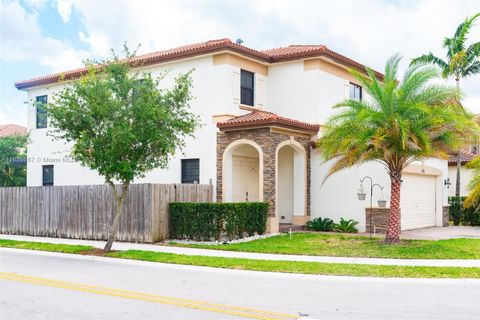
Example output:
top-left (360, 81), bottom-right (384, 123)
top-left (442, 205), bottom-right (450, 227)
top-left (365, 207), bottom-right (400, 234)
top-left (216, 127), bottom-right (312, 218)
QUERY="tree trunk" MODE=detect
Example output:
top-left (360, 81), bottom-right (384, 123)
top-left (385, 171), bottom-right (402, 243)
top-left (104, 183), bottom-right (130, 252)
top-left (454, 78), bottom-right (462, 197)
top-left (455, 157), bottom-right (461, 197)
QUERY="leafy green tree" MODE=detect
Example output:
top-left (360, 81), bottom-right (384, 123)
top-left (316, 55), bottom-right (478, 243)
top-left (411, 13), bottom-right (480, 196)
top-left (47, 48), bottom-right (201, 251)
top-left (0, 134), bottom-right (27, 187)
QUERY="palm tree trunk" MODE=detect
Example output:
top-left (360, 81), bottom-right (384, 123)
top-left (455, 157), bottom-right (461, 197)
top-left (104, 183), bottom-right (130, 252)
top-left (385, 171), bottom-right (402, 243)
top-left (454, 77), bottom-right (461, 197)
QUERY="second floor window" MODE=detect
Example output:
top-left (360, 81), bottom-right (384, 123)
top-left (241, 70), bottom-right (254, 106)
top-left (36, 95), bottom-right (48, 128)
top-left (42, 165), bottom-right (54, 186)
top-left (349, 83), bottom-right (362, 101)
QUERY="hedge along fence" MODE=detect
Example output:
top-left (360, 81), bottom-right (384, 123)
top-left (169, 202), bottom-right (269, 241)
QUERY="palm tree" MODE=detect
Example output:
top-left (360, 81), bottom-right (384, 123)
top-left (316, 55), bottom-right (478, 243)
top-left (411, 13), bottom-right (480, 197)
top-left (0, 164), bottom-right (26, 187)
top-left (464, 156), bottom-right (480, 212)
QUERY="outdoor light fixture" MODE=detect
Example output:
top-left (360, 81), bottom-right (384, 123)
top-left (444, 178), bottom-right (451, 188)
top-left (358, 176), bottom-right (385, 239)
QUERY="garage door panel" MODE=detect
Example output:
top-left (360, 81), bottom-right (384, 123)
top-left (400, 174), bottom-right (436, 230)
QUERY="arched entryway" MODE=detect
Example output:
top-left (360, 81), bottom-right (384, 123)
top-left (222, 139), bottom-right (263, 202)
top-left (276, 140), bottom-right (307, 224)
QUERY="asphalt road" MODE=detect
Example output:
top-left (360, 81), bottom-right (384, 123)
top-left (0, 248), bottom-right (479, 320)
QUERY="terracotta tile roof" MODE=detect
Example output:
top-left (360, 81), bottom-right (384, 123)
top-left (448, 150), bottom-right (478, 165)
top-left (15, 38), bottom-right (383, 90)
top-left (0, 124), bottom-right (27, 137)
top-left (217, 110), bottom-right (320, 133)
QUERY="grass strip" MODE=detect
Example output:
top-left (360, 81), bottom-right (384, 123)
top-left (1, 239), bottom-right (479, 279)
top-left (169, 233), bottom-right (480, 260)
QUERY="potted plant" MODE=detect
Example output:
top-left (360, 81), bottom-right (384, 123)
top-left (357, 187), bottom-right (366, 200)
top-left (377, 199), bottom-right (387, 207)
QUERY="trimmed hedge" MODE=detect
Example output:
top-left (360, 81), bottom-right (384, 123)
top-left (170, 202), bottom-right (269, 241)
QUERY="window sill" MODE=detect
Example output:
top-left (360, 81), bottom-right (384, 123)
top-left (239, 104), bottom-right (263, 111)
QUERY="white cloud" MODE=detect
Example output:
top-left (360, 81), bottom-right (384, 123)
top-left (0, 0), bottom-right (88, 71)
top-left (56, 0), bottom-right (73, 23)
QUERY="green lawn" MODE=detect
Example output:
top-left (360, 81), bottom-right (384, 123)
top-left (1, 239), bottom-right (479, 278)
top-left (0, 239), bottom-right (92, 254)
top-left (169, 233), bottom-right (480, 259)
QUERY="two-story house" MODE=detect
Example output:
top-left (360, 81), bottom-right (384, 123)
top-left (15, 38), bottom-right (450, 233)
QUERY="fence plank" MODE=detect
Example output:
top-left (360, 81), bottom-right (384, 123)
top-left (0, 183), bottom-right (212, 242)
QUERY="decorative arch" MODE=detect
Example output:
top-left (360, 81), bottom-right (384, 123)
top-left (222, 139), bottom-right (264, 202)
top-left (275, 139), bottom-right (307, 224)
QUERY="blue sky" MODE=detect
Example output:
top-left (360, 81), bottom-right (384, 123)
top-left (1, 0), bottom-right (479, 126)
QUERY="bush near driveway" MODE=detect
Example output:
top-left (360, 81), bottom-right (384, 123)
top-left (170, 202), bottom-right (268, 241)
top-left (449, 196), bottom-right (480, 226)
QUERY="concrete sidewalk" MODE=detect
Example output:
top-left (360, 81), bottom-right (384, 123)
top-left (2, 234), bottom-right (480, 268)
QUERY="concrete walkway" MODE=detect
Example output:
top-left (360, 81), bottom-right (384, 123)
top-left (2, 234), bottom-right (480, 268)
top-left (400, 226), bottom-right (480, 240)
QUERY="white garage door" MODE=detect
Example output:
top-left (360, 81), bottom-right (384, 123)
top-left (400, 174), bottom-right (436, 230)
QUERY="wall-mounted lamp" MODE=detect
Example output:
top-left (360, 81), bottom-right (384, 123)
top-left (444, 178), bottom-right (451, 188)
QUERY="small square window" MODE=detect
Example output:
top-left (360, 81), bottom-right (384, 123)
top-left (349, 83), bottom-right (362, 101)
top-left (36, 95), bottom-right (48, 129)
top-left (240, 70), bottom-right (254, 106)
top-left (181, 159), bottom-right (199, 184)
top-left (42, 165), bottom-right (54, 186)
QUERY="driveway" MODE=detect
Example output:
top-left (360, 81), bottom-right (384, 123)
top-left (401, 226), bottom-right (480, 240)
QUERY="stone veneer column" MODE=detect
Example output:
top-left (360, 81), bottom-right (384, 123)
top-left (365, 207), bottom-right (400, 234)
top-left (442, 205), bottom-right (450, 227)
top-left (216, 128), bottom-right (312, 232)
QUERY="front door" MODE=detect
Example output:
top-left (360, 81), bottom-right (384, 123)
top-left (232, 156), bottom-right (259, 202)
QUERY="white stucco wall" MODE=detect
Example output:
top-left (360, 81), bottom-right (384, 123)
top-left (25, 55), bottom-right (237, 191)
top-left (448, 166), bottom-right (475, 197)
top-left (310, 153), bottom-right (448, 232)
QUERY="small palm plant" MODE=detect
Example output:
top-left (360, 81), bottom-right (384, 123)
top-left (334, 218), bottom-right (359, 233)
top-left (306, 217), bottom-right (335, 231)
top-left (316, 55), bottom-right (478, 243)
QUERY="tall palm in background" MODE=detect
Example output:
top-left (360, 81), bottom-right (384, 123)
top-left (317, 55), bottom-right (477, 243)
top-left (411, 13), bottom-right (480, 197)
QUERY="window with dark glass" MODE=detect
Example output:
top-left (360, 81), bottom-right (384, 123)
top-left (349, 83), bottom-right (362, 101)
top-left (42, 165), bottom-right (54, 186)
top-left (181, 159), bottom-right (199, 184)
top-left (240, 70), bottom-right (254, 106)
top-left (36, 95), bottom-right (48, 128)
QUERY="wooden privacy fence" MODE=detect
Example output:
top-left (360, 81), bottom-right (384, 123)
top-left (0, 183), bottom-right (213, 243)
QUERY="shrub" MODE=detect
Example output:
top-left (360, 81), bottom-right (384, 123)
top-left (463, 206), bottom-right (480, 226)
top-left (448, 196), bottom-right (464, 225)
top-left (306, 217), bottom-right (334, 231)
top-left (334, 218), bottom-right (359, 233)
top-left (169, 202), bottom-right (268, 241)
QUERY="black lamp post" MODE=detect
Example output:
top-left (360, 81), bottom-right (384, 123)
top-left (357, 176), bottom-right (384, 239)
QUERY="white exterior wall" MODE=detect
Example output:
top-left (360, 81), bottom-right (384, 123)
top-left (26, 56), bottom-right (238, 190)
top-left (264, 60), bottom-right (448, 232)
top-left (22, 52), bottom-right (450, 232)
top-left (448, 166), bottom-right (475, 197)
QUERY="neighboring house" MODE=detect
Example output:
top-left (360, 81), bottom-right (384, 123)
top-left (448, 121), bottom-right (480, 197)
top-left (0, 124), bottom-right (27, 137)
top-left (15, 38), bottom-right (450, 233)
